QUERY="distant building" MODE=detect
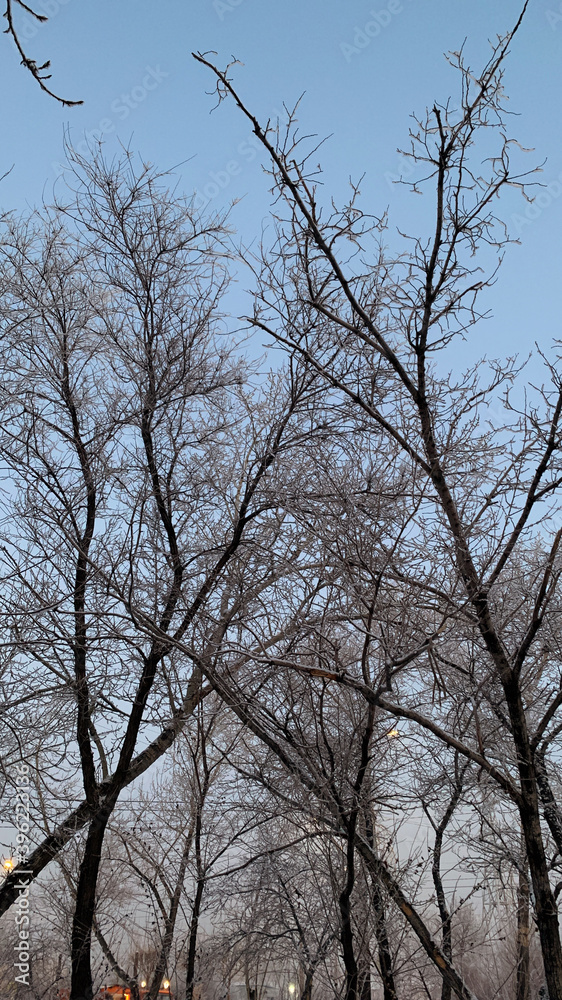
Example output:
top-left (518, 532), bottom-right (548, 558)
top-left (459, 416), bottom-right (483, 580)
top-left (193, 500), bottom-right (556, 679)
top-left (227, 985), bottom-right (279, 1000)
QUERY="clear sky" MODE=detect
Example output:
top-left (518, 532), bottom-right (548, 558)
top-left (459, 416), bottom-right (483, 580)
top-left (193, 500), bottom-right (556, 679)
top-left (1, 0), bottom-right (561, 360)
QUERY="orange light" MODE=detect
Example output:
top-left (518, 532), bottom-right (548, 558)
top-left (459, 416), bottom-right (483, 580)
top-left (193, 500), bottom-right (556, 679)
top-left (387, 729), bottom-right (400, 739)
top-left (2, 858), bottom-right (14, 871)
top-left (163, 982), bottom-right (170, 990)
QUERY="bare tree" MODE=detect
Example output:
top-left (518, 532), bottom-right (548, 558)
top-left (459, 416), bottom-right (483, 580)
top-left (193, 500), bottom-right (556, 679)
top-left (5, 6), bottom-right (562, 1000)
top-left (192, 5), bottom-right (562, 997)
top-left (0, 149), bottom-right (328, 1000)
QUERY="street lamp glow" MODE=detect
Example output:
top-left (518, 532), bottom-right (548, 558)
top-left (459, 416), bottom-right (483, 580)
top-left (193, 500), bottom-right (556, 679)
top-left (288, 985), bottom-right (296, 995)
top-left (387, 728), bottom-right (400, 739)
top-left (141, 982), bottom-right (147, 989)
top-left (2, 857), bottom-right (14, 871)
top-left (163, 982), bottom-right (170, 990)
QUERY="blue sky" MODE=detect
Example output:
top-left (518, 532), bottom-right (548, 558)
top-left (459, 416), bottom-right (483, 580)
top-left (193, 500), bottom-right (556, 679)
top-left (1, 0), bottom-right (561, 360)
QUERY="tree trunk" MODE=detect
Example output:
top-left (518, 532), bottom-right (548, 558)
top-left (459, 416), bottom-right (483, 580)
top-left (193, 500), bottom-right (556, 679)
top-left (519, 790), bottom-right (562, 1000)
top-left (516, 862), bottom-right (530, 1000)
top-left (185, 794), bottom-right (206, 1000)
top-left (429, 769), bottom-right (465, 1000)
top-left (300, 971), bottom-right (314, 1000)
top-left (339, 882), bottom-right (359, 1000)
top-left (184, 877), bottom-right (205, 1000)
top-left (371, 881), bottom-right (397, 1000)
top-left (339, 824), bottom-right (360, 1000)
top-left (504, 679), bottom-right (562, 1000)
top-left (359, 967), bottom-right (372, 1000)
top-left (70, 808), bottom-right (111, 1000)
top-left (535, 749), bottom-right (562, 856)
top-left (146, 825), bottom-right (193, 1000)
